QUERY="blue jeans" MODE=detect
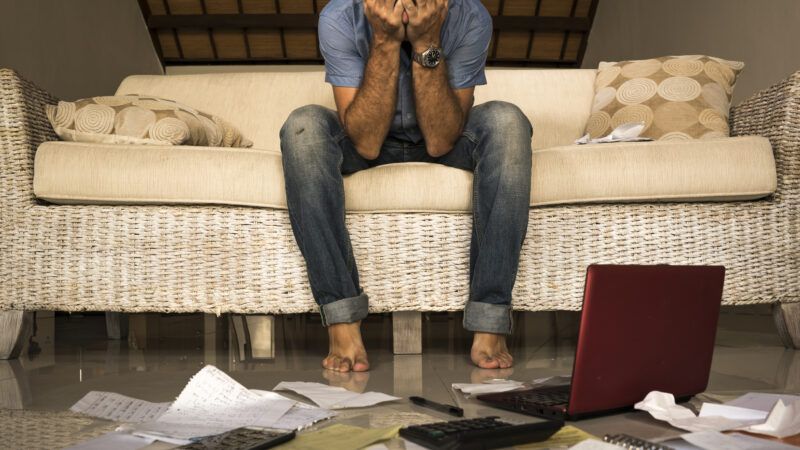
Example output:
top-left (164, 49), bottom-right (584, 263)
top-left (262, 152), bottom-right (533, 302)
top-left (280, 101), bottom-right (532, 334)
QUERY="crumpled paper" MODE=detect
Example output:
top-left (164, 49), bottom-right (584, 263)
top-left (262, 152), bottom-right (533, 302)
top-left (635, 391), bottom-right (800, 438)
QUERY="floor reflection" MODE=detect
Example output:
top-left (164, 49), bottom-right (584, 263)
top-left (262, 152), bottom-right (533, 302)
top-left (2, 307), bottom-right (797, 431)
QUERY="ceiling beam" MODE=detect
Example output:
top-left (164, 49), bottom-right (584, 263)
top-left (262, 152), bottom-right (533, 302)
top-left (147, 14), bottom-right (590, 32)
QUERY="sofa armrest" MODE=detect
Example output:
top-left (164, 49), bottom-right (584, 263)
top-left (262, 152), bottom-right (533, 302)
top-left (0, 68), bottom-right (58, 210)
top-left (730, 70), bottom-right (800, 204)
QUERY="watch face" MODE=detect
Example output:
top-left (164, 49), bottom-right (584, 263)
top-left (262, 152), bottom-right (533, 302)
top-left (423, 48), bottom-right (441, 67)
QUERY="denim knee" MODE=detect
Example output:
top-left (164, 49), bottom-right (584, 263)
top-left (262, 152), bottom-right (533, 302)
top-left (280, 105), bottom-right (342, 178)
top-left (280, 104), bottom-right (340, 140)
top-left (470, 100), bottom-right (533, 141)
top-left (468, 101), bottom-right (533, 171)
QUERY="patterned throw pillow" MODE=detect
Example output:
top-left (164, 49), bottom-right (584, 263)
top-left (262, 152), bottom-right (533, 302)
top-left (45, 95), bottom-right (253, 147)
top-left (586, 55), bottom-right (744, 141)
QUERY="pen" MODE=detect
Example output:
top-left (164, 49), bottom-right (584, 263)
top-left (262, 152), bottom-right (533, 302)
top-left (409, 396), bottom-right (464, 417)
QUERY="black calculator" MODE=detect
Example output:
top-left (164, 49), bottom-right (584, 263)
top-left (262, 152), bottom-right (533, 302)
top-left (399, 416), bottom-right (563, 450)
top-left (177, 428), bottom-right (295, 450)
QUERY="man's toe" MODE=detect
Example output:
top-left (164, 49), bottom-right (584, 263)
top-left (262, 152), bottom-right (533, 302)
top-left (478, 356), bottom-right (500, 369)
top-left (337, 357), bottom-right (353, 372)
top-left (353, 358), bottom-right (370, 372)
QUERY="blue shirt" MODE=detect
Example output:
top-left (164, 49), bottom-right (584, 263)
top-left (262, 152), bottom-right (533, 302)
top-left (318, 0), bottom-right (493, 144)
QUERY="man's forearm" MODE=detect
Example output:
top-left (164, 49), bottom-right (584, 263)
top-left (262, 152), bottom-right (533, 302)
top-left (344, 39), bottom-right (400, 160)
top-left (412, 53), bottom-right (464, 157)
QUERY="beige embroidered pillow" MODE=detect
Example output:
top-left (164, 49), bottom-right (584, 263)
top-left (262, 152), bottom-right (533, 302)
top-left (587, 55), bottom-right (744, 141)
top-left (45, 95), bottom-right (253, 147)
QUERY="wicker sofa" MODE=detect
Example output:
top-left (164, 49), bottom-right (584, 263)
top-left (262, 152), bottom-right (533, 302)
top-left (1, 66), bottom-right (798, 359)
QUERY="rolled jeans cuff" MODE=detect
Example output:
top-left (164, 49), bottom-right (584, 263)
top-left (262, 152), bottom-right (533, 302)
top-left (319, 291), bottom-right (369, 326)
top-left (463, 301), bottom-right (513, 334)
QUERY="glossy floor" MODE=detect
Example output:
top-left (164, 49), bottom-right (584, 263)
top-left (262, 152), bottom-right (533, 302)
top-left (2, 307), bottom-right (798, 448)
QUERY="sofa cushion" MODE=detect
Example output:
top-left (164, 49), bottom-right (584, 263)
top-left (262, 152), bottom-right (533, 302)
top-left (33, 137), bottom-right (776, 211)
top-left (45, 95), bottom-right (253, 147)
top-left (115, 67), bottom-right (597, 151)
top-left (587, 56), bottom-right (744, 141)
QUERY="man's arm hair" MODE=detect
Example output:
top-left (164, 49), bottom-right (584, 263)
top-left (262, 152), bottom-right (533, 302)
top-left (333, 39), bottom-right (401, 160)
top-left (411, 57), bottom-right (474, 157)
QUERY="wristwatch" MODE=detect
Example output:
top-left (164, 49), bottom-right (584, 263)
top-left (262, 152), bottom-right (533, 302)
top-left (412, 44), bottom-right (444, 68)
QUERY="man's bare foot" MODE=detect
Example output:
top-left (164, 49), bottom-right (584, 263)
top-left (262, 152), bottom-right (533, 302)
top-left (471, 332), bottom-right (514, 369)
top-left (322, 321), bottom-right (370, 372)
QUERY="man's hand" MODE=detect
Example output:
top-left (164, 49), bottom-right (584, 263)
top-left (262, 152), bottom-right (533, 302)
top-left (401, 0), bottom-right (448, 50)
top-left (364, 0), bottom-right (406, 43)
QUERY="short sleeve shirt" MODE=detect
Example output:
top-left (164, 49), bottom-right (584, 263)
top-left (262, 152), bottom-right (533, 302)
top-left (318, 0), bottom-right (493, 144)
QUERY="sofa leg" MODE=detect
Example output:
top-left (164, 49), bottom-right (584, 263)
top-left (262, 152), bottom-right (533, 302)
top-left (105, 312), bottom-right (129, 340)
top-left (0, 311), bottom-right (33, 360)
top-left (393, 311), bottom-right (422, 354)
top-left (773, 302), bottom-right (800, 349)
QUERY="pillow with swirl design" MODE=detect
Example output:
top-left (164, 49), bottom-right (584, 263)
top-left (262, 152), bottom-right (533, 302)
top-left (586, 55), bottom-right (744, 141)
top-left (45, 95), bottom-right (253, 148)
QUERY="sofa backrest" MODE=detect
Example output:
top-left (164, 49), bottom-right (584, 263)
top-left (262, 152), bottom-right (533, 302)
top-left (116, 66), bottom-right (596, 151)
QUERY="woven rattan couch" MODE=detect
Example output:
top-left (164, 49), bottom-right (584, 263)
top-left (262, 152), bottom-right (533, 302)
top-left (1, 66), bottom-right (798, 359)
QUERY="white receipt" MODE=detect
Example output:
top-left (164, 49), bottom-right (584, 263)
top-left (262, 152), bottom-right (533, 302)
top-left (274, 381), bottom-right (400, 409)
top-left (634, 391), bottom-right (759, 432)
top-left (699, 403), bottom-right (769, 422)
top-left (129, 365), bottom-right (295, 440)
top-left (726, 392), bottom-right (800, 412)
top-left (636, 391), bottom-right (800, 438)
top-left (452, 380), bottom-right (525, 396)
top-left (70, 391), bottom-right (170, 423)
top-left (575, 122), bottom-right (653, 145)
top-left (745, 399), bottom-right (800, 438)
top-left (251, 389), bottom-right (336, 430)
top-left (568, 440), bottom-right (623, 450)
top-left (682, 431), bottom-right (799, 450)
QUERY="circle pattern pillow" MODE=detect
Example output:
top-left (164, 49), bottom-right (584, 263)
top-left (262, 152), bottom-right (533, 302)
top-left (45, 95), bottom-right (253, 148)
top-left (587, 55), bottom-right (744, 141)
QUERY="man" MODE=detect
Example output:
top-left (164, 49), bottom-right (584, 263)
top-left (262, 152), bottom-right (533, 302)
top-left (280, 0), bottom-right (533, 372)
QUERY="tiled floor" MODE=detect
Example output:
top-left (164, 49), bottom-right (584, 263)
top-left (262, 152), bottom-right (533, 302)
top-left (2, 307), bottom-right (798, 448)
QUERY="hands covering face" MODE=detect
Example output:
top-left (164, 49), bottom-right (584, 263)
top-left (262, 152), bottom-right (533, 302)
top-left (400, 0), bottom-right (448, 46)
top-left (364, 0), bottom-right (448, 46)
top-left (364, 0), bottom-right (406, 43)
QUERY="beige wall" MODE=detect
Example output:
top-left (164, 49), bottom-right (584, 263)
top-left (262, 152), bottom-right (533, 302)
top-left (0, 0), bottom-right (162, 101)
top-left (582, 0), bottom-right (800, 104)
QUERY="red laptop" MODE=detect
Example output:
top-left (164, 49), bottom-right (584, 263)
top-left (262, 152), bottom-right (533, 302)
top-left (477, 264), bottom-right (726, 420)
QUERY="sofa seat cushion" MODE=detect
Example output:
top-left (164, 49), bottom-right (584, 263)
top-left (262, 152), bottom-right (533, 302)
top-left (33, 136), bottom-right (776, 212)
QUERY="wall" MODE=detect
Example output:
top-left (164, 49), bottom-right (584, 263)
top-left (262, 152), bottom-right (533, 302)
top-left (2, 0), bottom-right (798, 104)
top-left (582, 0), bottom-right (800, 104)
top-left (0, 0), bottom-right (162, 101)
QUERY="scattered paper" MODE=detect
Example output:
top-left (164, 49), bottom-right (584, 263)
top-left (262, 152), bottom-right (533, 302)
top-left (70, 391), bottom-right (170, 423)
top-left (634, 391), bottom-right (759, 432)
top-left (277, 424), bottom-right (400, 450)
top-left (575, 122), bottom-right (653, 145)
top-left (274, 381), bottom-right (400, 409)
top-left (567, 439), bottom-right (621, 450)
top-left (699, 403), bottom-right (769, 422)
top-left (63, 432), bottom-right (156, 450)
top-left (266, 400), bottom-right (336, 430)
top-left (129, 365), bottom-right (296, 440)
top-left (515, 425), bottom-right (597, 449)
top-left (726, 393), bottom-right (800, 413)
top-left (682, 431), bottom-right (799, 450)
top-left (745, 399), bottom-right (800, 438)
top-left (452, 379), bottom-right (525, 396)
top-left (636, 391), bottom-right (800, 438)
